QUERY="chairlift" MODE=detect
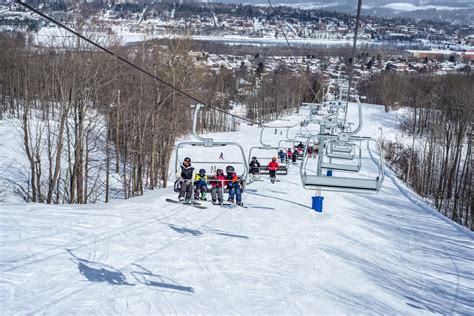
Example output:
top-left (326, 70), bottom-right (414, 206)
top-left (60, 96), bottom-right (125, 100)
top-left (248, 126), bottom-right (289, 176)
top-left (174, 104), bottom-right (249, 192)
top-left (300, 135), bottom-right (384, 192)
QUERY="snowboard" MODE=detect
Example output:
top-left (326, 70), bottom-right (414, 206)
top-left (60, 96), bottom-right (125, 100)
top-left (165, 198), bottom-right (208, 209)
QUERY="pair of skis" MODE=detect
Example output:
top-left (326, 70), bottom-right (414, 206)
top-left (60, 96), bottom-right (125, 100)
top-left (166, 198), bottom-right (247, 209)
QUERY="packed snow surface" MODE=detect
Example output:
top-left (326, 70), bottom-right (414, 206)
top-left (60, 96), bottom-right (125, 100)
top-left (0, 104), bottom-right (473, 314)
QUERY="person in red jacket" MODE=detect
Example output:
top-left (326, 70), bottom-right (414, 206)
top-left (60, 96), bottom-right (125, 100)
top-left (210, 168), bottom-right (226, 205)
top-left (267, 157), bottom-right (279, 184)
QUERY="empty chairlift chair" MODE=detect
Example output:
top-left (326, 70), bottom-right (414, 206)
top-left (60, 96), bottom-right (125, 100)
top-left (300, 135), bottom-right (384, 192)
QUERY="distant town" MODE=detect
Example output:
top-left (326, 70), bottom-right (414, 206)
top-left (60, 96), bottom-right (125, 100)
top-left (1, 0), bottom-right (473, 79)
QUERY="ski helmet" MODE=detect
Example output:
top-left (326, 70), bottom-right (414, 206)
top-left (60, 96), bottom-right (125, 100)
top-left (226, 165), bottom-right (235, 173)
top-left (216, 168), bottom-right (223, 175)
top-left (199, 169), bottom-right (206, 176)
top-left (251, 156), bottom-right (257, 161)
top-left (184, 157), bottom-right (191, 163)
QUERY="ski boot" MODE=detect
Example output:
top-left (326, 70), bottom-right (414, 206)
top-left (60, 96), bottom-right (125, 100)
top-left (178, 197), bottom-right (185, 203)
top-left (237, 202), bottom-right (244, 207)
top-left (227, 198), bottom-right (234, 204)
top-left (200, 193), bottom-right (207, 201)
top-left (184, 198), bottom-right (191, 205)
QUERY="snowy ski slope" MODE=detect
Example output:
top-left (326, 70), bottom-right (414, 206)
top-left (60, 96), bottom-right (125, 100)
top-left (0, 104), bottom-right (473, 314)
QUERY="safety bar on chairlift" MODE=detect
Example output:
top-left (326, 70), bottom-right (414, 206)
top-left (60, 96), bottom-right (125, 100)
top-left (299, 135), bottom-right (384, 191)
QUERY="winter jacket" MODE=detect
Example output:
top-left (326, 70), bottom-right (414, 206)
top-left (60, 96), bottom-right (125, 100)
top-left (194, 174), bottom-right (208, 186)
top-left (278, 151), bottom-right (286, 159)
top-left (210, 174), bottom-right (226, 187)
top-left (226, 172), bottom-right (240, 189)
top-left (249, 160), bottom-right (261, 173)
top-left (268, 161), bottom-right (279, 171)
top-left (287, 150), bottom-right (293, 157)
top-left (177, 164), bottom-right (195, 181)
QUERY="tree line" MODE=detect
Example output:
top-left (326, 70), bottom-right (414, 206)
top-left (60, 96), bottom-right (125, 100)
top-left (359, 72), bottom-right (473, 230)
top-left (0, 33), bottom-right (312, 204)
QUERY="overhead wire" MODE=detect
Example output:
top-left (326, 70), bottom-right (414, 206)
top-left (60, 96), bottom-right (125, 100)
top-left (14, 0), bottom-right (263, 126)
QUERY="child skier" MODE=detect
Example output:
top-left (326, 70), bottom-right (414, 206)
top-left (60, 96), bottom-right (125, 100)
top-left (278, 149), bottom-right (286, 163)
top-left (267, 157), bottom-right (279, 184)
top-left (226, 165), bottom-right (243, 206)
top-left (194, 169), bottom-right (208, 201)
top-left (177, 157), bottom-right (195, 203)
top-left (210, 168), bottom-right (226, 205)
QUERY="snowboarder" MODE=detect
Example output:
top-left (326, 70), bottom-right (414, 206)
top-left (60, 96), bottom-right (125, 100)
top-left (268, 157), bottom-right (279, 184)
top-left (278, 149), bottom-right (286, 163)
top-left (194, 169), bottom-right (208, 201)
top-left (210, 168), bottom-right (225, 204)
top-left (226, 165), bottom-right (243, 206)
top-left (249, 156), bottom-right (261, 181)
top-left (177, 157), bottom-right (195, 203)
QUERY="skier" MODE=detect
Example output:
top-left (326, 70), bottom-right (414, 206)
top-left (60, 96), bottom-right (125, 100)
top-left (194, 169), bottom-right (208, 201)
top-left (292, 149), bottom-right (298, 164)
top-left (287, 148), bottom-right (293, 161)
top-left (267, 157), bottom-right (279, 184)
top-left (307, 145), bottom-right (313, 159)
top-left (210, 168), bottom-right (225, 205)
top-left (226, 165), bottom-right (243, 206)
top-left (278, 149), bottom-right (286, 163)
top-left (177, 157), bottom-right (195, 203)
top-left (249, 156), bottom-right (261, 181)
top-left (297, 142), bottom-right (304, 150)
top-left (219, 152), bottom-right (224, 160)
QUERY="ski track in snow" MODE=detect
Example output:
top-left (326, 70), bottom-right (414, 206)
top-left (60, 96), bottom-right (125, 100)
top-left (0, 104), bottom-right (473, 314)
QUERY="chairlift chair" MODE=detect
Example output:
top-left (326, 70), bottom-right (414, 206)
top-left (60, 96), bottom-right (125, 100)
top-left (174, 104), bottom-right (249, 192)
top-left (248, 126), bottom-right (289, 176)
top-left (300, 135), bottom-right (384, 192)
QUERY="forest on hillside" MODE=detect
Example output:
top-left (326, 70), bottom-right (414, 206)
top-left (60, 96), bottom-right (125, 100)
top-left (359, 72), bottom-right (473, 230)
top-left (0, 33), bottom-right (315, 204)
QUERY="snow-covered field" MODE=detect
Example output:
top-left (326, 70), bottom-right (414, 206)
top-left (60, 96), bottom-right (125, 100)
top-left (0, 104), bottom-right (473, 314)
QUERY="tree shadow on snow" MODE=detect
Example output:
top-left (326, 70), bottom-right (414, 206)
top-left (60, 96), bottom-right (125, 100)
top-left (131, 264), bottom-right (194, 293)
top-left (67, 249), bottom-right (134, 286)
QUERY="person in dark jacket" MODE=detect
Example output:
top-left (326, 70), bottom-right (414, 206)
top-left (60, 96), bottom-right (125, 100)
top-left (292, 149), bottom-right (298, 164)
top-left (249, 156), bottom-right (261, 181)
top-left (177, 157), bottom-right (195, 203)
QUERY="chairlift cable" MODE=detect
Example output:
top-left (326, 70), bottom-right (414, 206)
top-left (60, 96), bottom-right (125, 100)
top-left (267, 0), bottom-right (321, 102)
top-left (15, 0), bottom-right (263, 126)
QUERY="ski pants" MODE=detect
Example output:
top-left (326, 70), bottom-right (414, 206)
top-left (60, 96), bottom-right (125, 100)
top-left (194, 184), bottom-right (208, 199)
top-left (228, 186), bottom-right (242, 203)
top-left (280, 158), bottom-right (285, 163)
top-left (178, 180), bottom-right (193, 200)
top-left (269, 170), bottom-right (276, 179)
top-left (211, 186), bottom-right (223, 202)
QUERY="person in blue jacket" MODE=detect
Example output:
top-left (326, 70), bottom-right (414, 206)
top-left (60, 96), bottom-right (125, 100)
top-left (278, 149), bottom-right (286, 163)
